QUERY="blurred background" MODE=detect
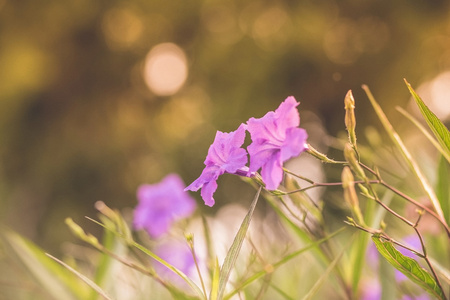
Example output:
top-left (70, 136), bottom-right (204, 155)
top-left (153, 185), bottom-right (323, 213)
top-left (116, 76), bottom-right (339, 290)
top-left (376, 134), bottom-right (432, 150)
top-left (1, 0), bottom-right (450, 254)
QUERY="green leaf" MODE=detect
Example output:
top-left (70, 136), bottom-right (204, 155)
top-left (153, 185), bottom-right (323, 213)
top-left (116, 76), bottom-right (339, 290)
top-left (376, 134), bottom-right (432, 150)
top-left (0, 229), bottom-right (88, 300)
top-left (362, 85), bottom-right (445, 220)
top-left (371, 235), bottom-right (444, 299)
top-left (405, 79), bottom-right (450, 160)
top-left (215, 187), bottom-right (261, 300)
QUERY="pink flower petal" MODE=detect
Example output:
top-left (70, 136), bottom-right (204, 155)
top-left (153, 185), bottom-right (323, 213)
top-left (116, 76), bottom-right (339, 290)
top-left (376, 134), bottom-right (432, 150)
top-left (247, 96), bottom-right (308, 190)
top-left (185, 124), bottom-right (249, 206)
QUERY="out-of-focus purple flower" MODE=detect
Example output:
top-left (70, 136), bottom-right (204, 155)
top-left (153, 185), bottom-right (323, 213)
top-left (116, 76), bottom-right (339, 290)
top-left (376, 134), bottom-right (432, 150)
top-left (366, 241), bottom-right (380, 270)
top-left (397, 235), bottom-right (421, 257)
top-left (134, 174), bottom-right (196, 238)
top-left (360, 277), bottom-right (382, 300)
top-left (154, 239), bottom-right (197, 286)
top-left (185, 124), bottom-right (249, 207)
top-left (395, 235), bottom-right (422, 282)
top-left (247, 96), bottom-right (308, 190)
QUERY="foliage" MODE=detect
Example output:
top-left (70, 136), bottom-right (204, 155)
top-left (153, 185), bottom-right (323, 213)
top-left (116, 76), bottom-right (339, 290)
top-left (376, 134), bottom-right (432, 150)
top-left (1, 81), bottom-right (449, 300)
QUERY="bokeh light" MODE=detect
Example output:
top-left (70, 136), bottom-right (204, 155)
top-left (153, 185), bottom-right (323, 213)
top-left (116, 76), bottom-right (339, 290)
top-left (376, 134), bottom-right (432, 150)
top-left (143, 43), bottom-right (188, 96)
top-left (102, 7), bottom-right (144, 51)
top-left (202, 4), bottom-right (242, 45)
top-left (251, 6), bottom-right (290, 51)
top-left (416, 71), bottom-right (450, 121)
top-left (323, 17), bottom-right (390, 65)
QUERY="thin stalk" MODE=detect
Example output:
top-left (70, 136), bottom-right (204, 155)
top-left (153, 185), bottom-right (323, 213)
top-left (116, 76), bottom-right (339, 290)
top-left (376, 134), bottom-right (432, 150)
top-left (283, 165), bottom-right (450, 237)
top-left (361, 192), bottom-right (415, 227)
top-left (359, 162), bottom-right (450, 238)
top-left (352, 164), bottom-right (447, 299)
top-left (188, 237), bottom-right (207, 297)
top-left (362, 84), bottom-right (445, 220)
top-left (362, 226), bottom-right (448, 300)
top-left (280, 180), bottom-right (379, 195)
top-left (413, 217), bottom-right (447, 300)
top-left (283, 169), bottom-right (315, 184)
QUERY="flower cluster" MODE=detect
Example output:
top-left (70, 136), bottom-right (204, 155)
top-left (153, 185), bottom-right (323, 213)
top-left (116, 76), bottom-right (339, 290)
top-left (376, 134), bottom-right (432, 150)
top-left (133, 97), bottom-right (307, 234)
top-left (186, 96), bottom-right (308, 206)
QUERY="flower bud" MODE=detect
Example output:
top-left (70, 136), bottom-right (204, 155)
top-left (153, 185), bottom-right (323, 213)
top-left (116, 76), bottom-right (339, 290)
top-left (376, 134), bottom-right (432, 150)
top-left (306, 143), bottom-right (341, 164)
top-left (65, 218), bottom-right (100, 247)
top-left (357, 183), bottom-right (370, 197)
top-left (65, 218), bottom-right (85, 238)
top-left (341, 166), bottom-right (364, 225)
top-left (342, 166), bottom-right (358, 208)
top-left (343, 143), bottom-right (365, 179)
top-left (344, 90), bottom-right (357, 147)
top-left (380, 220), bottom-right (387, 231)
top-left (185, 233), bottom-right (194, 246)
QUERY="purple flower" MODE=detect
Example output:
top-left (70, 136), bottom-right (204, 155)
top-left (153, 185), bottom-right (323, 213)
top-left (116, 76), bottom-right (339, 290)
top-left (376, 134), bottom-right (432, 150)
top-left (395, 235), bottom-right (422, 282)
top-left (360, 277), bottom-right (381, 300)
top-left (247, 96), bottom-right (308, 190)
top-left (154, 239), bottom-right (196, 286)
top-left (185, 124), bottom-right (249, 207)
top-left (134, 174), bottom-right (196, 238)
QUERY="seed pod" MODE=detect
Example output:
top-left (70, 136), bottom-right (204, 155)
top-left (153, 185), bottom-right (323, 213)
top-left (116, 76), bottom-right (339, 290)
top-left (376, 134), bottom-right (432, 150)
top-left (341, 166), bottom-right (365, 225)
top-left (343, 143), bottom-right (365, 179)
top-left (344, 90), bottom-right (357, 147)
top-left (306, 143), bottom-right (340, 164)
top-left (342, 166), bottom-right (359, 208)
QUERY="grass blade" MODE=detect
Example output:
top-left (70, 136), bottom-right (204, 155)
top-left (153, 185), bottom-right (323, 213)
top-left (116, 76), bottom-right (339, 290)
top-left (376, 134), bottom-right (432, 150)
top-left (67, 216), bottom-right (205, 299)
top-left (215, 186), bottom-right (262, 300)
top-left (46, 253), bottom-right (113, 300)
top-left (436, 155), bottom-right (450, 225)
top-left (362, 85), bottom-right (445, 220)
top-left (301, 246), bottom-right (345, 300)
top-left (209, 258), bottom-right (220, 300)
top-left (270, 284), bottom-right (296, 300)
top-left (131, 238), bottom-right (205, 299)
top-left (372, 235), bottom-right (444, 299)
top-left (223, 227), bottom-right (346, 300)
top-left (89, 218), bottom-right (123, 300)
top-left (428, 256), bottom-right (450, 286)
top-left (404, 79), bottom-right (450, 159)
top-left (396, 106), bottom-right (450, 163)
top-left (260, 189), bottom-right (331, 268)
top-left (0, 229), bottom-right (87, 300)
top-left (350, 231), bottom-right (370, 293)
